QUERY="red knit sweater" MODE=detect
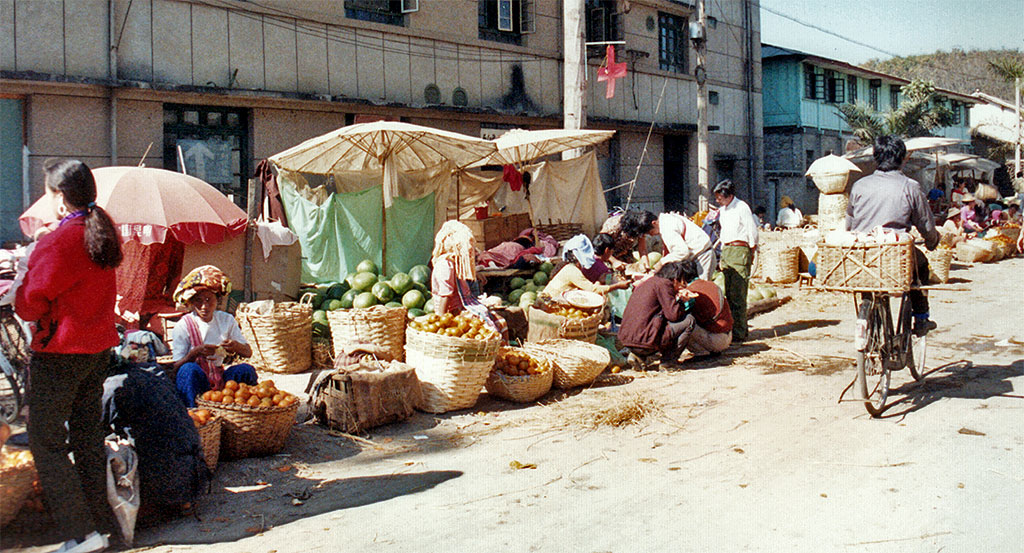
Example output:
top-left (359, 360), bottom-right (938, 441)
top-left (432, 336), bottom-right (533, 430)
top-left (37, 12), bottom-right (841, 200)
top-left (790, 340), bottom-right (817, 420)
top-left (15, 219), bottom-right (120, 354)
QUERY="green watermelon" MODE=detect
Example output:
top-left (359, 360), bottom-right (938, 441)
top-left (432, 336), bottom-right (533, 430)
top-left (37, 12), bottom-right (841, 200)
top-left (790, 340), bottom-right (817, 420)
top-left (409, 265), bottom-right (430, 286)
top-left (538, 261), bottom-right (554, 274)
top-left (508, 288), bottom-right (524, 304)
top-left (402, 289), bottom-right (426, 310)
top-left (411, 281), bottom-right (429, 295)
top-left (353, 292), bottom-right (378, 309)
top-left (747, 288), bottom-right (764, 302)
top-left (327, 282), bottom-right (347, 300)
top-left (385, 301), bottom-right (403, 308)
top-left (645, 252), bottom-right (663, 269)
top-left (389, 273), bottom-right (413, 295)
top-left (312, 321), bottom-right (329, 338)
top-left (408, 308), bottom-right (426, 318)
top-left (423, 297), bottom-right (435, 313)
top-left (356, 259), bottom-right (379, 275)
top-left (308, 290), bottom-right (326, 310)
top-left (372, 282), bottom-right (395, 303)
top-left (509, 277), bottom-right (527, 290)
top-left (312, 310), bottom-right (328, 325)
top-left (533, 271), bottom-right (549, 286)
top-left (345, 273), bottom-right (359, 290)
top-left (352, 272), bottom-right (378, 292)
top-left (327, 299), bottom-right (344, 311)
top-left (339, 289), bottom-right (357, 309)
top-left (522, 282), bottom-right (538, 293)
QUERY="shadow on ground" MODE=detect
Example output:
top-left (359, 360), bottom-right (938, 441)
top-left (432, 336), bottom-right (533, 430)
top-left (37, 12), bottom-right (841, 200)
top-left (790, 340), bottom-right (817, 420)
top-left (879, 359), bottom-right (1024, 419)
top-left (747, 319), bottom-right (842, 342)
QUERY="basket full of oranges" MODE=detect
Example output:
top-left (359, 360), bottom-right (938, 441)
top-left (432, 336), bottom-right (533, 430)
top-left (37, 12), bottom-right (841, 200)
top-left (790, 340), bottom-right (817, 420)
top-left (405, 312), bottom-right (502, 413)
top-left (485, 347), bottom-right (553, 403)
top-left (195, 380), bottom-right (299, 459)
top-left (188, 408), bottom-right (221, 472)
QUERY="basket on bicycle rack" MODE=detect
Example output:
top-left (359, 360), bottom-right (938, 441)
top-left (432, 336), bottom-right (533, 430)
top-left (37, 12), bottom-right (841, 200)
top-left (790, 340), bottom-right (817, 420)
top-left (816, 239), bottom-right (914, 293)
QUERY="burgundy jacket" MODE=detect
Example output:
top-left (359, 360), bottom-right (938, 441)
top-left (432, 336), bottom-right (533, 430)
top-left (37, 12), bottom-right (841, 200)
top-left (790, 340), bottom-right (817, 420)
top-left (686, 280), bottom-right (732, 335)
top-left (16, 219), bottom-right (120, 354)
top-left (618, 276), bottom-right (688, 351)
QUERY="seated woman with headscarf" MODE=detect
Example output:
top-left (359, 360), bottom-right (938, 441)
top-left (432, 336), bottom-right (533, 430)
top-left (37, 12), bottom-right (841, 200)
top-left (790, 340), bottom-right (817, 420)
top-left (775, 196), bottom-right (803, 229)
top-left (960, 197), bottom-right (990, 234)
top-left (431, 221), bottom-right (508, 340)
top-left (544, 235), bottom-right (631, 299)
top-left (171, 265), bottom-right (257, 407)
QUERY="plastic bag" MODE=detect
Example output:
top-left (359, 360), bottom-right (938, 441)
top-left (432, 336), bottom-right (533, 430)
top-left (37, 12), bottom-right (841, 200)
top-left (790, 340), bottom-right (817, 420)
top-left (106, 434), bottom-right (140, 547)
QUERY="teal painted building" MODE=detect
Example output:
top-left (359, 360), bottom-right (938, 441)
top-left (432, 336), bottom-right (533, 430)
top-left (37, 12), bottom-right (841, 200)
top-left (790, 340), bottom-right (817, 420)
top-left (761, 44), bottom-right (976, 217)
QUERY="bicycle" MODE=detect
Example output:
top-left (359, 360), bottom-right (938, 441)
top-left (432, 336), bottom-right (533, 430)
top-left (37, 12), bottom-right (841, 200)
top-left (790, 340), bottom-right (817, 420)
top-left (854, 290), bottom-right (928, 417)
top-left (0, 303), bottom-right (30, 423)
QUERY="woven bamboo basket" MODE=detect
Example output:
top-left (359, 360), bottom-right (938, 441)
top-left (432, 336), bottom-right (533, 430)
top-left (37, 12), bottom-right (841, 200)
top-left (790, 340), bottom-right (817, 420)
top-left (404, 327), bottom-right (500, 413)
top-left (236, 298), bottom-right (312, 374)
top-left (526, 306), bottom-right (603, 343)
top-left (195, 399), bottom-right (298, 459)
top-left (0, 449), bottom-right (37, 526)
top-left (311, 336), bottom-right (334, 372)
top-left (535, 222), bottom-right (583, 241)
top-left (758, 244), bottom-right (799, 284)
top-left (810, 172), bottom-right (850, 194)
top-left (327, 306), bottom-right (407, 362)
top-left (925, 248), bottom-right (954, 284)
top-left (523, 339), bottom-right (611, 389)
top-left (196, 417), bottom-right (222, 472)
top-left (817, 193), bottom-right (849, 233)
top-left (816, 239), bottom-right (914, 292)
top-left (485, 347), bottom-right (554, 403)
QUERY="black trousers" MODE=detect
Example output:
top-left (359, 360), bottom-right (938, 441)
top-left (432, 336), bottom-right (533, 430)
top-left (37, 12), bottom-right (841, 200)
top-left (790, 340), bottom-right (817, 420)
top-left (28, 351), bottom-right (113, 541)
top-left (909, 247), bottom-right (930, 316)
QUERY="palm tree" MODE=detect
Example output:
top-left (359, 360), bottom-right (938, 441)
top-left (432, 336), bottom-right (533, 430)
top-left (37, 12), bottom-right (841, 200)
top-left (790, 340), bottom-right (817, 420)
top-left (838, 79), bottom-right (954, 141)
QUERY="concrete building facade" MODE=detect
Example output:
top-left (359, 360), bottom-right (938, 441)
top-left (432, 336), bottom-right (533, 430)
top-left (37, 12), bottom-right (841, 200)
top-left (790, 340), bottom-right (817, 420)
top-left (761, 44), bottom-right (975, 219)
top-left (0, 0), bottom-right (764, 243)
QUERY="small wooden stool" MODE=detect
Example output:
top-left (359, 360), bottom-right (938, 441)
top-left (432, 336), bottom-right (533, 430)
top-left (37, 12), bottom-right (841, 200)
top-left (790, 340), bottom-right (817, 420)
top-left (797, 272), bottom-right (814, 288)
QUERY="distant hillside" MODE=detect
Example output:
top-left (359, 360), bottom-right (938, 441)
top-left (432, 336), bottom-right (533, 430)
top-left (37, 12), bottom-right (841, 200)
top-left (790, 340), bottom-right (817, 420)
top-left (861, 49), bottom-right (1024, 101)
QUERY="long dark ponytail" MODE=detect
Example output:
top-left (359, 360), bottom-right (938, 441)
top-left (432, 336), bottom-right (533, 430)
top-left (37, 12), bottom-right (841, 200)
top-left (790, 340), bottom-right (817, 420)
top-left (44, 159), bottom-right (123, 269)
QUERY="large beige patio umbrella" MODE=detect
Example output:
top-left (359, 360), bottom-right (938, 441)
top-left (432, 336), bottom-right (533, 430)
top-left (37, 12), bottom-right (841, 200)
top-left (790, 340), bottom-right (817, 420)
top-left (468, 128), bottom-right (616, 167)
top-left (844, 136), bottom-right (966, 161)
top-left (269, 121), bottom-right (497, 267)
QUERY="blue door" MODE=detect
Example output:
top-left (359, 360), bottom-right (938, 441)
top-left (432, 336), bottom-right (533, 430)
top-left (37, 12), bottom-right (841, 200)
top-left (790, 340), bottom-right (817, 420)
top-left (0, 98), bottom-right (24, 244)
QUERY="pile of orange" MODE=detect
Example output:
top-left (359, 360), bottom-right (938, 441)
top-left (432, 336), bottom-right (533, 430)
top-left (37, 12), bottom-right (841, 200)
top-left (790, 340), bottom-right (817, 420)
top-left (199, 380), bottom-right (298, 408)
top-left (187, 408), bottom-right (215, 427)
top-left (409, 312), bottom-right (499, 340)
top-left (540, 304), bottom-right (595, 320)
top-left (495, 349), bottom-right (547, 377)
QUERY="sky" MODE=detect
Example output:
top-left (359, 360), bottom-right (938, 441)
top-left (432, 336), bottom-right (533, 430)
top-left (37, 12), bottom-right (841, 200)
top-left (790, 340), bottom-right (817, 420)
top-left (759, 0), bottom-right (1024, 64)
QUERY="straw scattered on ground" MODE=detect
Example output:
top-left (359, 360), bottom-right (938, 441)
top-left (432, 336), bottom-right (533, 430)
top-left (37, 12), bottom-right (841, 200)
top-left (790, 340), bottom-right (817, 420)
top-left (561, 393), bottom-right (663, 429)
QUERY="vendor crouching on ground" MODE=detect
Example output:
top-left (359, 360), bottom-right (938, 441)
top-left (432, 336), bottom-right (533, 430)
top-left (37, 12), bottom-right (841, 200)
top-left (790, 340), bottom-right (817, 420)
top-left (676, 259), bottom-right (733, 357)
top-left (618, 260), bottom-right (697, 366)
top-left (171, 265), bottom-right (256, 407)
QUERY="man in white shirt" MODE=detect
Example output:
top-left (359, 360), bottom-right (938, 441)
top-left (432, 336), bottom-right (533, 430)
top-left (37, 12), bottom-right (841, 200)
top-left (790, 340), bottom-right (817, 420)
top-left (620, 210), bottom-right (716, 280)
top-left (713, 179), bottom-right (758, 342)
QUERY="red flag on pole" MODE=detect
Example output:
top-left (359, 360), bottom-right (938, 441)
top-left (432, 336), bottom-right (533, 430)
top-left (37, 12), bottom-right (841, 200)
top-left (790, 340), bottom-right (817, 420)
top-left (597, 45), bottom-right (627, 99)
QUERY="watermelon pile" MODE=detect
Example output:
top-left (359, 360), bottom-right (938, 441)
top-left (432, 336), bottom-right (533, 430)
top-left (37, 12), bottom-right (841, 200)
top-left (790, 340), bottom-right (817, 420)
top-left (709, 271), bottom-right (777, 303)
top-left (502, 263), bottom-right (554, 309)
top-left (299, 260), bottom-right (432, 339)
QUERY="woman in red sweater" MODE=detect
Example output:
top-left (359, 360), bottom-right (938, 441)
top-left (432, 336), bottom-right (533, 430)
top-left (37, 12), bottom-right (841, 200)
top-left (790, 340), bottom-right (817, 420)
top-left (16, 159), bottom-right (122, 553)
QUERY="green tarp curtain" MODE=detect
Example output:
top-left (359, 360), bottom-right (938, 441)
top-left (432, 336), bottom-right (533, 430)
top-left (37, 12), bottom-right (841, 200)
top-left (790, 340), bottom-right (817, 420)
top-left (279, 181), bottom-right (434, 282)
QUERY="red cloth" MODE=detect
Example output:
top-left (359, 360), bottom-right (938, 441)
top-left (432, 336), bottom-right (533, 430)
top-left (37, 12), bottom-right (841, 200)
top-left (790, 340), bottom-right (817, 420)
top-left (15, 220), bottom-right (120, 354)
top-left (618, 276), bottom-right (688, 351)
top-left (503, 165), bottom-right (523, 192)
top-left (115, 240), bottom-right (184, 322)
top-left (686, 280), bottom-right (732, 335)
top-left (256, 159), bottom-right (288, 226)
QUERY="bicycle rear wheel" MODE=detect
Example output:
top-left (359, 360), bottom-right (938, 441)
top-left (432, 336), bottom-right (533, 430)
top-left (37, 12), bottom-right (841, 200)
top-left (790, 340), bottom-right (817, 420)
top-left (856, 295), bottom-right (890, 417)
top-left (897, 296), bottom-right (926, 382)
top-left (0, 355), bottom-right (22, 424)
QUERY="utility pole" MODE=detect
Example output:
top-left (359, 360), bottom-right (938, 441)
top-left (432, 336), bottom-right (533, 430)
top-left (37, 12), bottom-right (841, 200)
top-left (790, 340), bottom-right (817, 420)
top-left (1015, 76), bottom-right (1021, 177)
top-left (695, 0), bottom-right (709, 211)
top-left (563, 0), bottom-right (586, 160)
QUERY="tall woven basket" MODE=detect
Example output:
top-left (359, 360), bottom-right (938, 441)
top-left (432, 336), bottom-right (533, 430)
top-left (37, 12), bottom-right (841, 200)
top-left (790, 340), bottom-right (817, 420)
top-left (811, 172), bottom-right (850, 194)
top-left (0, 450), bottom-right (37, 526)
top-left (404, 327), bottom-right (500, 413)
top-left (236, 298), bottom-right (312, 374)
top-left (196, 399), bottom-right (298, 459)
top-left (327, 306), bottom-right (407, 362)
top-left (817, 193), bottom-right (848, 233)
top-left (523, 339), bottom-right (610, 389)
top-left (758, 244), bottom-right (799, 284)
top-left (196, 417), bottom-right (221, 472)
top-left (925, 248), bottom-right (953, 284)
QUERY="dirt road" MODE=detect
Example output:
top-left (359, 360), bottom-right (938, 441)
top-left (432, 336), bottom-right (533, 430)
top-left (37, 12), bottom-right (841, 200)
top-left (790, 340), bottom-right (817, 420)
top-left (7, 257), bottom-right (1023, 552)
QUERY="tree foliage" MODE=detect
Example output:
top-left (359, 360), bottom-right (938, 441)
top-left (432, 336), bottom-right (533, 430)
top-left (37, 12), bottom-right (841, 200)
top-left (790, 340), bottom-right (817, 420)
top-left (862, 49), bottom-right (1024, 100)
top-left (838, 79), bottom-right (954, 141)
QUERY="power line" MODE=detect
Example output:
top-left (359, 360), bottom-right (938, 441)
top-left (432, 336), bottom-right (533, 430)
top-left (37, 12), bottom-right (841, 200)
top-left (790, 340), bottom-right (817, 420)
top-left (757, 1), bottom-right (996, 86)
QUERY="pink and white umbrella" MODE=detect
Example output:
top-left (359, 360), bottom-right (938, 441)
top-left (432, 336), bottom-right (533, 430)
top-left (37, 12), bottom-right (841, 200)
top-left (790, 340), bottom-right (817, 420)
top-left (19, 166), bottom-right (247, 245)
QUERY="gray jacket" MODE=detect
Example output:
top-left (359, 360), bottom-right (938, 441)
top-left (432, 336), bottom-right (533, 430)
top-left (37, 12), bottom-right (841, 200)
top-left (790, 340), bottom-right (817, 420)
top-left (846, 170), bottom-right (939, 250)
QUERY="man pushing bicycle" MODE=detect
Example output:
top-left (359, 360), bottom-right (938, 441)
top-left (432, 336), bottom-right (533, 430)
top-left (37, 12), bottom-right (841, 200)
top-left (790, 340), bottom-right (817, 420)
top-left (846, 135), bottom-right (940, 337)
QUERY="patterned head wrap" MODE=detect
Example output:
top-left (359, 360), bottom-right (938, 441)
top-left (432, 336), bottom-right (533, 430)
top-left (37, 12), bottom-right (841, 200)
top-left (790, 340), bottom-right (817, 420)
top-left (173, 265), bottom-right (232, 307)
top-left (432, 220), bottom-right (477, 281)
top-left (562, 234), bottom-right (596, 269)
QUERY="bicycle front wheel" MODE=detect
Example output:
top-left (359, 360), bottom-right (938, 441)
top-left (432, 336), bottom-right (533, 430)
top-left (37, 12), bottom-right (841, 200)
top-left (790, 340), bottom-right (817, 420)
top-left (856, 296), bottom-right (890, 417)
top-left (897, 295), bottom-right (927, 382)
